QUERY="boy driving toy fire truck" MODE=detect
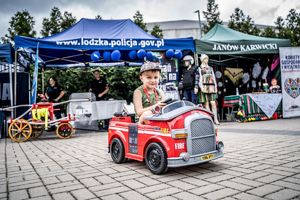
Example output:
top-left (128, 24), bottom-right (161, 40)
top-left (108, 62), bottom-right (224, 174)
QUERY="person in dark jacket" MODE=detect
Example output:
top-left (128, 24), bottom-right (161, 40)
top-left (45, 77), bottom-right (65, 119)
top-left (181, 55), bottom-right (198, 104)
top-left (89, 69), bottom-right (109, 101)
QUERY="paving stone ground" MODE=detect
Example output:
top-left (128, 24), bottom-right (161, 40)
top-left (0, 118), bottom-right (299, 200)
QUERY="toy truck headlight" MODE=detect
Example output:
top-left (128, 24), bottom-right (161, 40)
top-left (171, 129), bottom-right (187, 139)
top-left (217, 141), bottom-right (224, 152)
top-left (174, 133), bottom-right (187, 139)
top-left (180, 152), bottom-right (190, 162)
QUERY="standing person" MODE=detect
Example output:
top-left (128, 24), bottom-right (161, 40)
top-left (45, 77), bottom-right (65, 119)
top-left (89, 69), bottom-right (109, 101)
top-left (195, 54), bottom-right (219, 125)
top-left (133, 62), bottom-right (166, 124)
top-left (181, 55), bottom-right (198, 104)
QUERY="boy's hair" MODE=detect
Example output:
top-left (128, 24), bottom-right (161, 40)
top-left (140, 62), bottom-right (161, 74)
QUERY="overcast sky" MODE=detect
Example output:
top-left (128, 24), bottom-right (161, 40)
top-left (0, 0), bottom-right (299, 38)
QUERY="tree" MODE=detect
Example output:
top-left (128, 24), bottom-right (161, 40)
top-left (41, 7), bottom-right (61, 36)
top-left (274, 16), bottom-right (286, 38)
top-left (40, 67), bottom-right (141, 103)
top-left (4, 10), bottom-right (36, 43)
top-left (202, 0), bottom-right (222, 33)
top-left (283, 9), bottom-right (300, 46)
top-left (151, 24), bottom-right (163, 38)
top-left (274, 9), bottom-right (300, 46)
top-left (133, 10), bottom-right (148, 32)
top-left (95, 15), bottom-right (102, 20)
top-left (228, 8), bottom-right (260, 36)
top-left (260, 26), bottom-right (276, 38)
top-left (61, 11), bottom-right (77, 31)
top-left (41, 7), bottom-right (76, 37)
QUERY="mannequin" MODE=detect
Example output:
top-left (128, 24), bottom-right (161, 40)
top-left (196, 54), bottom-right (219, 125)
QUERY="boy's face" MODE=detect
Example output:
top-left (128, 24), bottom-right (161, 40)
top-left (140, 70), bottom-right (160, 90)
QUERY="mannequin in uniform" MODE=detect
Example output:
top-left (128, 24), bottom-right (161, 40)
top-left (195, 54), bottom-right (219, 125)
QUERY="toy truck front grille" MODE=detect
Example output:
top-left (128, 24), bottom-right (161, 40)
top-left (187, 118), bottom-right (216, 155)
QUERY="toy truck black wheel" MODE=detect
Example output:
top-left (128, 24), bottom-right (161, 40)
top-left (56, 123), bottom-right (74, 139)
top-left (145, 143), bottom-right (168, 174)
top-left (110, 138), bottom-right (126, 163)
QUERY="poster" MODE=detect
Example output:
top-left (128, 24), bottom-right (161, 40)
top-left (0, 72), bottom-right (29, 107)
top-left (279, 47), bottom-right (300, 118)
top-left (159, 58), bottom-right (180, 100)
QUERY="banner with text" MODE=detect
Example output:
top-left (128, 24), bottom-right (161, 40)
top-left (279, 47), bottom-right (300, 118)
top-left (159, 58), bottom-right (180, 100)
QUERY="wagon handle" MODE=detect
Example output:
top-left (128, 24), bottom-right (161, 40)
top-left (0, 104), bottom-right (32, 111)
top-left (53, 98), bottom-right (91, 106)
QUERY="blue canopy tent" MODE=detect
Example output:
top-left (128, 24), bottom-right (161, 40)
top-left (0, 44), bottom-right (14, 124)
top-left (14, 18), bottom-right (195, 67)
top-left (0, 44), bottom-right (13, 64)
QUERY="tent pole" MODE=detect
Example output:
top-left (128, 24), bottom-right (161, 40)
top-left (42, 66), bottom-right (44, 94)
top-left (14, 50), bottom-right (17, 118)
top-left (9, 63), bottom-right (14, 118)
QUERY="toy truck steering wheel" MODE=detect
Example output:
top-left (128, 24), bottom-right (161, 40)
top-left (161, 98), bottom-right (174, 104)
top-left (153, 98), bottom-right (175, 115)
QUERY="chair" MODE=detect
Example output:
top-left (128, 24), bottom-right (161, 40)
top-left (221, 99), bottom-right (235, 121)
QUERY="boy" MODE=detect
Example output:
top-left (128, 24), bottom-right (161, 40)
top-left (133, 62), bottom-right (166, 124)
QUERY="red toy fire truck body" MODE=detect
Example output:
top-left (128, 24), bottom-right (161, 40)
top-left (108, 100), bottom-right (224, 174)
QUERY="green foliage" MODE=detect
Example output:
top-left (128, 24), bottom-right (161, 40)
top-left (275, 9), bottom-right (300, 46)
top-left (4, 10), bottom-right (36, 43)
top-left (133, 10), bottom-right (148, 32)
top-left (228, 8), bottom-right (260, 36)
top-left (39, 67), bottom-right (141, 103)
top-left (151, 24), bottom-right (163, 38)
top-left (260, 26), bottom-right (276, 38)
top-left (203, 0), bottom-right (222, 33)
top-left (61, 11), bottom-right (77, 31)
top-left (41, 7), bottom-right (76, 37)
top-left (274, 16), bottom-right (285, 38)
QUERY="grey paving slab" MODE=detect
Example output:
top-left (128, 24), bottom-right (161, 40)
top-left (119, 191), bottom-right (150, 200)
top-left (247, 184), bottom-right (283, 196)
top-left (265, 189), bottom-right (300, 200)
top-left (202, 188), bottom-right (240, 200)
top-left (173, 191), bottom-right (206, 200)
top-left (0, 118), bottom-right (299, 200)
top-left (71, 188), bottom-right (96, 200)
top-left (52, 192), bottom-right (76, 200)
top-left (28, 186), bottom-right (49, 198)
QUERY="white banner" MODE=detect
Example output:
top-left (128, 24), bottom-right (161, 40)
top-left (279, 47), bottom-right (300, 118)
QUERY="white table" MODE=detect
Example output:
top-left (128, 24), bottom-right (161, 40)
top-left (67, 100), bottom-right (126, 121)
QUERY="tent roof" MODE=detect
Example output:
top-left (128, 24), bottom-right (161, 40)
top-left (14, 18), bottom-right (195, 67)
top-left (0, 43), bottom-right (13, 64)
top-left (43, 18), bottom-right (157, 41)
top-left (196, 24), bottom-right (291, 55)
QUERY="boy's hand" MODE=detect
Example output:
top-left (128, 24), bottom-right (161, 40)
top-left (151, 101), bottom-right (166, 113)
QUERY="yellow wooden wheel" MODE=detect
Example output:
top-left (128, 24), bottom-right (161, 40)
top-left (56, 123), bottom-right (74, 139)
top-left (8, 119), bottom-right (32, 142)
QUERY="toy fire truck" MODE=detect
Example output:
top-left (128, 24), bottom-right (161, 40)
top-left (108, 99), bottom-right (224, 174)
